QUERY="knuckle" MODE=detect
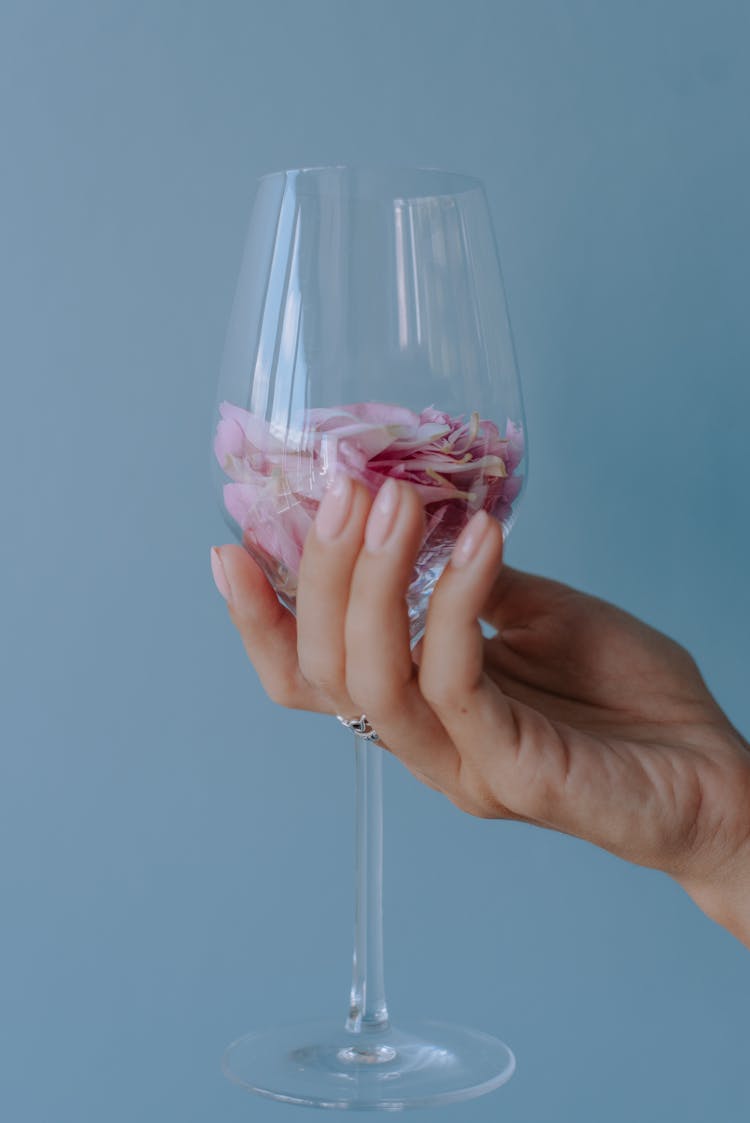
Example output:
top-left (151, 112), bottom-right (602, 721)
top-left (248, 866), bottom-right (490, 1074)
top-left (344, 673), bottom-right (391, 717)
top-left (520, 786), bottom-right (553, 822)
top-left (449, 787), bottom-right (497, 819)
top-left (516, 765), bottom-right (562, 823)
top-left (263, 673), bottom-right (299, 709)
top-left (418, 667), bottom-right (464, 712)
top-left (297, 654), bottom-right (355, 714)
top-left (455, 762), bottom-right (502, 818)
top-left (298, 655), bottom-right (341, 697)
top-left (346, 662), bottom-right (415, 720)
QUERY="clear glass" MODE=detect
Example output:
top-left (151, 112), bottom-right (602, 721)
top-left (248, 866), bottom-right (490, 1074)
top-left (212, 165), bottom-right (526, 1110)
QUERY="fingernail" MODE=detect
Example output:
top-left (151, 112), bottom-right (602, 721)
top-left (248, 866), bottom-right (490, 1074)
top-left (210, 546), bottom-right (232, 602)
top-left (316, 472), bottom-right (353, 541)
top-left (451, 510), bottom-right (490, 568)
top-left (365, 478), bottom-right (400, 551)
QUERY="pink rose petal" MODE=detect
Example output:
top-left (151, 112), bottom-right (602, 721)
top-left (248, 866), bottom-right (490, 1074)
top-left (215, 399), bottom-right (524, 594)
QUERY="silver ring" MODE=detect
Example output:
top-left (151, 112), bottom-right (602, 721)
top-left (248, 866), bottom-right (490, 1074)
top-left (336, 714), bottom-right (380, 742)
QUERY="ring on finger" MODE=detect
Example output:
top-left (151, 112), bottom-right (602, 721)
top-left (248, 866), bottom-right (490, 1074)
top-left (336, 713), bottom-right (381, 742)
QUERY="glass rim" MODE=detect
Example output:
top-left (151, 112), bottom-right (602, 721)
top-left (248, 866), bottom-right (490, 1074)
top-left (256, 164), bottom-right (484, 200)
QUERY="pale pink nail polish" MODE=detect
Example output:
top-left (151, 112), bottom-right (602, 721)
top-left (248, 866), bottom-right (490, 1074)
top-left (316, 473), bottom-right (353, 541)
top-left (210, 546), bottom-right (232, 602)
top-left (451, 510), bottom-right (490, 568)
top-left (365, 478), bottom-right (400, 551)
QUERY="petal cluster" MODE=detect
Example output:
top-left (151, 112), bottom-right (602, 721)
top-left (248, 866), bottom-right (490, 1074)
top-left (214, 400), bottom-right (524, 596)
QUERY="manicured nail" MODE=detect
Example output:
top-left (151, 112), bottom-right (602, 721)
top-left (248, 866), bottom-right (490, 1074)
top-left (316, 472), bottom-right (353, 541)
top-left (210, 546), bottom-right (232, 602)
top-left (365, 478), bottom-right (400, 552)
top-left (451, 510), bottom-right (490, 568)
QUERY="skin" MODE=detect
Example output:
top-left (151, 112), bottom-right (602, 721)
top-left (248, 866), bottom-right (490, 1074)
top-left (213, 479), bottom-right (750, 948)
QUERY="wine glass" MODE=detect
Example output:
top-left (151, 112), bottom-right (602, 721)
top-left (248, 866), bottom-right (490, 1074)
top-left (211, 165), bottom-right (527, 1110)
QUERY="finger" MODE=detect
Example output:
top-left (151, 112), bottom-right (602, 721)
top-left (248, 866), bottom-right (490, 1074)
top-left (418, 514), bottom-right (532, 803)
top-left (344, 480), bottom-right (460, 790)
top-left (420, 511), bottom-right (507, 712)
top-left (419, 518), bottom-right (589, 824)
top-left (295, 475), bottom-right (372, 715)
top-left (213, 545), bottom-right (327, 712)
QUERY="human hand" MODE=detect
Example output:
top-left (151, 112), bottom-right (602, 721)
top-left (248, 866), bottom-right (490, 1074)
top-left (211, 477), bottom-right (750, 946)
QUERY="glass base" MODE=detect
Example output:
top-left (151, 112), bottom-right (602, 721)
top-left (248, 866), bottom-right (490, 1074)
top-left (222, 1018), bottom-right (515, 1111)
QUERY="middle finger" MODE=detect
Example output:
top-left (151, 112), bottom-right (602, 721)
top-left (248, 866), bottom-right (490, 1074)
top-left (296, 473), bottom-right (371, 714)
top-left (344, 479), bottom-right (460, 790)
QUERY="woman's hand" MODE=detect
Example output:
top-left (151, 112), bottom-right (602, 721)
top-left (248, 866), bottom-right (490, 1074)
top-left (211, 477), bottom-right (750, 946)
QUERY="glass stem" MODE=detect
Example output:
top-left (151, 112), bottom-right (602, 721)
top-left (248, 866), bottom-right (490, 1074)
top-left (346, 738), bottom-right (390, 1036)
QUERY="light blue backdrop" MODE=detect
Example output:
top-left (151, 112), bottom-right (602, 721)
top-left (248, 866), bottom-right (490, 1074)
top-left (1, 2), bottom-right (748, 1120)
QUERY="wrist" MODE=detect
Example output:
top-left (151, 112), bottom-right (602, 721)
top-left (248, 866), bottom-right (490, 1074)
top-left (680, 725), bottom-right (750, 947)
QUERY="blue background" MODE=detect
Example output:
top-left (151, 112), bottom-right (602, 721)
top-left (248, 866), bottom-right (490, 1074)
top-left (1, 2), bottom-right (749, 1120)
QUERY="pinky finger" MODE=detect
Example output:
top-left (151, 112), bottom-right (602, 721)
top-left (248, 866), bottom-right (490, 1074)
top-left (212, 546), bottom-right (328, 713)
